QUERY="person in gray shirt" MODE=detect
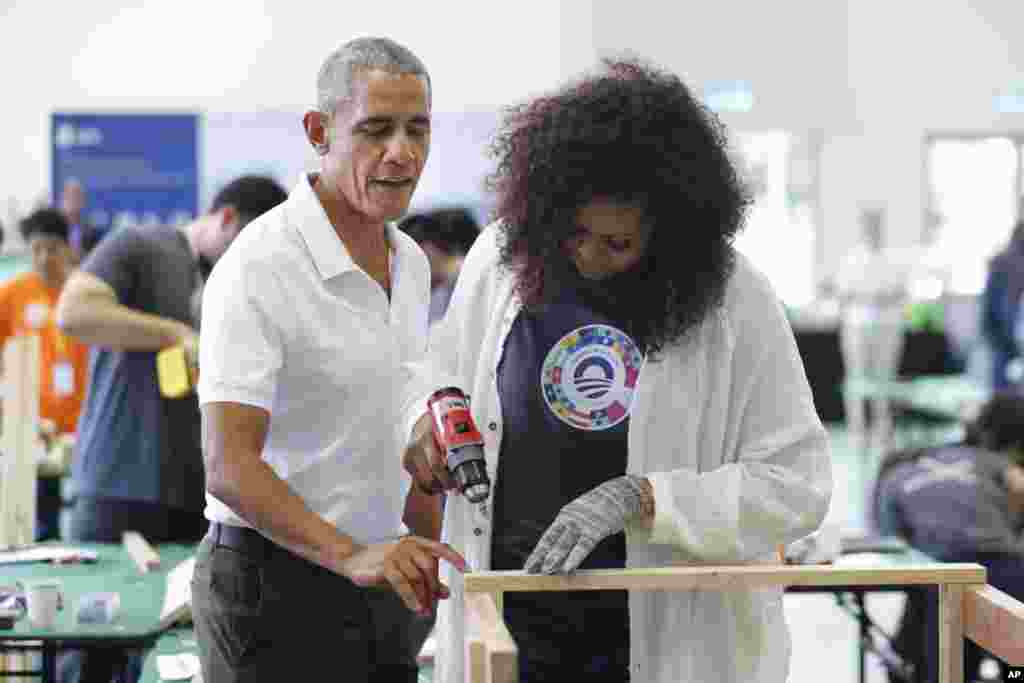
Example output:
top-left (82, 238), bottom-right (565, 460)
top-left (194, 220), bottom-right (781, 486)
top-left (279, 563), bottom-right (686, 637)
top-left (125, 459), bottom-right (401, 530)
top-left (57, 175), bottom-right (287, 545)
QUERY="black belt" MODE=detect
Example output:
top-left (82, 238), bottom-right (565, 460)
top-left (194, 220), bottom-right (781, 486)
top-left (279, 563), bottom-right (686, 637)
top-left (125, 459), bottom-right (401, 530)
top-left (207, 522), bottom-right (276, 558)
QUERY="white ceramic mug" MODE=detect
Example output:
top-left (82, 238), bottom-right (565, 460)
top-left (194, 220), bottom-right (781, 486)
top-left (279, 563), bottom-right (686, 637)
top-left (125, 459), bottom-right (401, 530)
top-left (25, 580), bottom-right (62, 629)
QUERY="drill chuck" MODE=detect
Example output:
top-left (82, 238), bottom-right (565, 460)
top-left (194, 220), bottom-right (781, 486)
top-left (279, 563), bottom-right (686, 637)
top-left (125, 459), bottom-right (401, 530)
top-left (448, 450), bottom-right (490, 503)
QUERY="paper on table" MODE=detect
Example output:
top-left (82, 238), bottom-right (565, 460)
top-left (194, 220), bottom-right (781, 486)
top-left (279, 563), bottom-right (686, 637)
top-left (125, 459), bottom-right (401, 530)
top-left (159, 556), bottom-right (195, 628)
top-left (156, 652), bottom-right (200, 680)
top-left (0, 546), bottom-right (98, 565)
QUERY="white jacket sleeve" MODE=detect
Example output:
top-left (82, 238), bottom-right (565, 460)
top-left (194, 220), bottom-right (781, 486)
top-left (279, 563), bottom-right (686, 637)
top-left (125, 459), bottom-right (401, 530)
top-left (397, 224), bottom-right (504, 447)
top-left (637, 265), bottom-right (833, 562)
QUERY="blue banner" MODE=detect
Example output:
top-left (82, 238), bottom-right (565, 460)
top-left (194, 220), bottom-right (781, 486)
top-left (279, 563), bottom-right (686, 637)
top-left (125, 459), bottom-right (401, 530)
top-left (51, 113), bottom-right (199, 234)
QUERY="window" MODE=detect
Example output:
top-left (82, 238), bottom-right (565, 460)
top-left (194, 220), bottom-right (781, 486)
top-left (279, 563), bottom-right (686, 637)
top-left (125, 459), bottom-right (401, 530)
top-left (924, 135), bottom-right (1022, 296)
top-left (732, 130), bottom-right (821, 307)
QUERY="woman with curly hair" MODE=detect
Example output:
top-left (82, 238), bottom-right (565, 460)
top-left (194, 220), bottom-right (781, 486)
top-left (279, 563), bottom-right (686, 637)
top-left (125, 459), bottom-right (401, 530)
top-left (401, 57), bottom-right (832, 682)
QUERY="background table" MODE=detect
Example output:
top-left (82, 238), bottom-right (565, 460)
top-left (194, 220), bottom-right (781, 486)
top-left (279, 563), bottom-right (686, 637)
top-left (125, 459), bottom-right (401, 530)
top-left (0, 542), bottom-right (195, 681)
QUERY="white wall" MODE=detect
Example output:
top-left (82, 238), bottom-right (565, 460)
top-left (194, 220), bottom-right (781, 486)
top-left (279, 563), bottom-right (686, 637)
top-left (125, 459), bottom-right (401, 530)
top-left (826, 0), bottom-right (1024, 281)
top-left (3, 0), bottom-right (1023, 286)
top-left (0, 0), bottom-right (596, 215)
top-left (590, 1), bottom-right (855, 132)
top-left (587, 0), bottom-right (1024, 285)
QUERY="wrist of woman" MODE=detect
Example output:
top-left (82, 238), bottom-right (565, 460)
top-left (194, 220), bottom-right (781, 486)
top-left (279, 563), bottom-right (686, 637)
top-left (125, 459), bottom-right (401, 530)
top-left (630, 475), bottom-right (656, 521)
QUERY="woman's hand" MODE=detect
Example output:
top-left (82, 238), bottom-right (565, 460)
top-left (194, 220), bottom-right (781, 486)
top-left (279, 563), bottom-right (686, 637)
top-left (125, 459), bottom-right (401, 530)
top-left (524, 475), bottom-right (648, 574)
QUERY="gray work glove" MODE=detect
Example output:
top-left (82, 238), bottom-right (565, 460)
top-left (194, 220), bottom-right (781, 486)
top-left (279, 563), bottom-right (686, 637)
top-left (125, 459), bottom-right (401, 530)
top-left (524, 475), bottom-right (645, 574)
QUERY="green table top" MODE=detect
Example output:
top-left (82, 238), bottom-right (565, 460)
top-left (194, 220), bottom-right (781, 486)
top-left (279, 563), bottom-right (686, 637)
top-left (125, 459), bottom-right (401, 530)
top-left (843, 374), bottom-right (989, 422)
top-left (1, 542), bottom-right (195, 644)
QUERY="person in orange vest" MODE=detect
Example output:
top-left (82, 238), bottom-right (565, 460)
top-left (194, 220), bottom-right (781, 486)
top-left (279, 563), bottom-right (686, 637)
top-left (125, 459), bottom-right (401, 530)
top-left (0, 208), bottom-right (90, 539)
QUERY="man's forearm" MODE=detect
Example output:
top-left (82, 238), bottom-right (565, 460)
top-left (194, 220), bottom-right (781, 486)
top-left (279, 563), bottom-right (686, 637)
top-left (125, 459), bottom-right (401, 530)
top-left (58, 299), bottom-right (185, 351)
top-left (403, 485), bottom-right (443, 540)
top-left (207, 455), bottom-right (360, 574)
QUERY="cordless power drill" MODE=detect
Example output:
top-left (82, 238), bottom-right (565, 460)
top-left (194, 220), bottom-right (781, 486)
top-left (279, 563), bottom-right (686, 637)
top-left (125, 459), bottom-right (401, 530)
top-left (427, 387), bottom-right (491, 508)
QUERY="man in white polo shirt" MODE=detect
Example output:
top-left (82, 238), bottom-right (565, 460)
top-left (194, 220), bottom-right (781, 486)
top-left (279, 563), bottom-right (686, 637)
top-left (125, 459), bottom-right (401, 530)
top-left (192, 37), bottom-right (467, 682)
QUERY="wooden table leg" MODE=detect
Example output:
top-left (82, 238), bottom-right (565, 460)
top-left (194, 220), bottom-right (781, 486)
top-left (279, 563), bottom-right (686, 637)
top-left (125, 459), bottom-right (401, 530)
top-left (938, 583), bottom-right (964, 683)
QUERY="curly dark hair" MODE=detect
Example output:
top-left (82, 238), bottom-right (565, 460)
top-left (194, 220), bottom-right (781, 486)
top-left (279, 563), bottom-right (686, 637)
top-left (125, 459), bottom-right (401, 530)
top-left (487, 58), bottom-right (750, 354)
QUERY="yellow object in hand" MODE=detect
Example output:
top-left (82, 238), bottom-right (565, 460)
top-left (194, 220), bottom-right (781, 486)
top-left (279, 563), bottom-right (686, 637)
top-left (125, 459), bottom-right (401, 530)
top-left (157, 344), bottom-right (198, 398)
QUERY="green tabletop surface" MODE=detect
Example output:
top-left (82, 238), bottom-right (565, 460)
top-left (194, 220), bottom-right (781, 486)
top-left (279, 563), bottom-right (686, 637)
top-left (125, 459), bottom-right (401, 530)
top-left (843, 374), bottom-right (989, 422)
top-left (0, 542), bottom-right (195, 643)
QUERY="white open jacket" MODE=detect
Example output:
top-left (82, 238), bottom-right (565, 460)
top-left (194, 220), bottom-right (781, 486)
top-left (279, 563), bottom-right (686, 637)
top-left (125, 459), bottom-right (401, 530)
top-left (400, 223), bottom-right (833, 683)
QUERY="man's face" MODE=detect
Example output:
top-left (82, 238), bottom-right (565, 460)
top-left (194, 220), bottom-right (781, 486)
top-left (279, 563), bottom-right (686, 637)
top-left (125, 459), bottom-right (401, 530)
top-left (562, 199), bottom-right (653, 280)
top-left (29, 235), bottom-right (72, 286)
top-left (319, 69), bottom-right (431, 222)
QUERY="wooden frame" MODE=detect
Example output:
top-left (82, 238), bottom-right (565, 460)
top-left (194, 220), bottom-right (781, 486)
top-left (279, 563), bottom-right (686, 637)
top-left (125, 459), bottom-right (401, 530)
top-left (0, 335), bottom-right (40, 548)
top-left (0, 336), bottom-right (40, 677)
top-left (464, 593), bottom-right (517, 683)
top-left (462, 562), bottom-right (1024, 683)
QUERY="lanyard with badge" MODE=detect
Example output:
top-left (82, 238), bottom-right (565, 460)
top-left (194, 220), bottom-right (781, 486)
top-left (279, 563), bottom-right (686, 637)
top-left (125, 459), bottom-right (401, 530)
top-left (51, 323), bottom-right (75, 398)
top-left (25, 300), bottom-right (75, 398)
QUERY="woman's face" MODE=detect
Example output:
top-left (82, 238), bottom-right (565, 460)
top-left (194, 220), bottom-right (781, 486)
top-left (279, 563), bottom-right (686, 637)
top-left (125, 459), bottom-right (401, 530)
top-left (562, 198), bottom-right (653, 280)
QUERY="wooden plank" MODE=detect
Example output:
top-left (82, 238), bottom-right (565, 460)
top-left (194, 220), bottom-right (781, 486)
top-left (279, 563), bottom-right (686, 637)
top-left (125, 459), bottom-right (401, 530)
top-left (122, 531), bottom-right (161, 573)
top-left (464, 593), bottom-right (517, 683)
top-left (466, 638), bottom-right (485, 683)
top-left (490, 591), bottom-right (503, 618)
top-left (964, 584), bottom-right (1024, 665)
top-left (938, 584), bottom-right (964, 683)
top-left (0, 336), bottom-right (40, 548)
top-left (463, 563), bottom-right (987, 594)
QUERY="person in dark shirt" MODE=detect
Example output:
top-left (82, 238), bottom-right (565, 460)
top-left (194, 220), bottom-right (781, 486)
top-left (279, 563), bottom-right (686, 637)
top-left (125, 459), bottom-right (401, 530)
top-left (874, 392), bottom-right (1024, 682)
top-left (399, 207), bottom-right (480, 324)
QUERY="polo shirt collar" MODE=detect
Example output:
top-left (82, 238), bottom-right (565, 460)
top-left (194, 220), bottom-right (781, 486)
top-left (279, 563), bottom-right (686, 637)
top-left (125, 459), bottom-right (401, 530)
top-left (291, 173), bottom-right (360, 281)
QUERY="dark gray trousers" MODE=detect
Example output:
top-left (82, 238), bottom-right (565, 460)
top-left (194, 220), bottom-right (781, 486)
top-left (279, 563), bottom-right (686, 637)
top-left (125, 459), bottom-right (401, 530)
top-left (192, 523), bottom-right (433, 682)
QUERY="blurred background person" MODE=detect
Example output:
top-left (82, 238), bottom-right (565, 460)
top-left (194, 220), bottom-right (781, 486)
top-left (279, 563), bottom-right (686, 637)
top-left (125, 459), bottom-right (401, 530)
top-left (60, 178), bottom-right (96, 264)
top-left (0, 208), bottom-right (89, 540)
top-left (399, 206), bottom-right (480, 324)
top-left (980, 218), bottom-right (1024, 392)
top-left (835, 206), bottom-right (913, 449)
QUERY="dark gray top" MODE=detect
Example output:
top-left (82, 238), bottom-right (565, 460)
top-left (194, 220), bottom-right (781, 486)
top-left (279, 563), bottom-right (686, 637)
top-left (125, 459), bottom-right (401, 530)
top-left (72, 225), bottom-right (204, 512)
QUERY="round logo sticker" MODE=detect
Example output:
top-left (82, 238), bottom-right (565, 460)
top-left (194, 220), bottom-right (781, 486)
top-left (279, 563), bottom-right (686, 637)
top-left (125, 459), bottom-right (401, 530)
top-left (541, 324), bottom-right (643, 431)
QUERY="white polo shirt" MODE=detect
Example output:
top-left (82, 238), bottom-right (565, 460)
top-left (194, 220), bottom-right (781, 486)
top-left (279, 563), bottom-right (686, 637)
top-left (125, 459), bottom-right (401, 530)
top-left (197, 173), bottom-right (431, 544)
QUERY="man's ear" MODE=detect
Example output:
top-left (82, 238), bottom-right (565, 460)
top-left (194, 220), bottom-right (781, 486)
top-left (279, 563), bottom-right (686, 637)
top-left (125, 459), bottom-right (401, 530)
top-left (303, 110), bottom-right (330, 155)
top-left (218, 205), bottom-right (239, 233)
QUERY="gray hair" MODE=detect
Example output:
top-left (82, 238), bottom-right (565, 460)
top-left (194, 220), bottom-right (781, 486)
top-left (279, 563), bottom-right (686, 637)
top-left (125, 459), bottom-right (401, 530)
top-left (316, 37), bottom-right (431, 116)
